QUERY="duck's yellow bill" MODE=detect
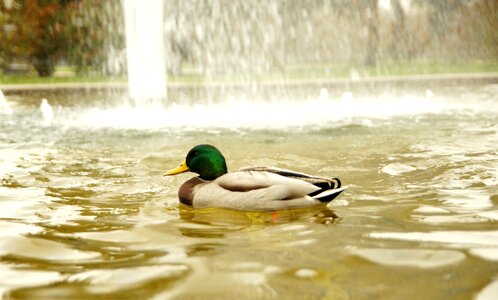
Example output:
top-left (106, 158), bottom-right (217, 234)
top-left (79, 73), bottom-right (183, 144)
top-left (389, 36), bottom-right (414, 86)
top-left (164, 160), bottom-right (190, 176)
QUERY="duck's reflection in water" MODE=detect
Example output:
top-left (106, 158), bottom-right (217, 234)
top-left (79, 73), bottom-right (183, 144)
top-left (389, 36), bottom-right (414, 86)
top-left (176, 205), bottom-right (340, 237)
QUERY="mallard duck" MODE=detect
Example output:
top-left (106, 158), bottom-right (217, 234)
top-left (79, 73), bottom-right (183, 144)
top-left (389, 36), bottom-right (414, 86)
top-left (164, 144), bottom-right (347, 211)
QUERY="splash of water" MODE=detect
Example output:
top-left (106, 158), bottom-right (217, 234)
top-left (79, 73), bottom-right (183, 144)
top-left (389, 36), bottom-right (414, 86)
top-left (0, 89), bottom-right (13, 114)
top-left (123, 0), bottom-right (167, 102)
top-left (69, 90), bottom-right (451, 130)
top-left (40, 98), bottom-right (54, 127)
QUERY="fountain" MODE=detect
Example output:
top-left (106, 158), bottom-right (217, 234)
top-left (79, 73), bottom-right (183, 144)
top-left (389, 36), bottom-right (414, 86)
top-left (79, 1), bottom-right (448, 130)
top-left (122, 0), bottom-right (166, 102)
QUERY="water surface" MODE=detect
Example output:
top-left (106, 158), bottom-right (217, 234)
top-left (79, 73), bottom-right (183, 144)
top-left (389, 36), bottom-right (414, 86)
top-left (0, 83), bottom-right (497, 299)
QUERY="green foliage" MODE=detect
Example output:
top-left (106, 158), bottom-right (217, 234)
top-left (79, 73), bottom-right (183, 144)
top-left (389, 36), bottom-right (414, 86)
top-left (62, 0), bottom-right (125, 75)
top-left (0, 0), bottom-right (67, 76)
top-left (0, 0), bottom-right (124, 77)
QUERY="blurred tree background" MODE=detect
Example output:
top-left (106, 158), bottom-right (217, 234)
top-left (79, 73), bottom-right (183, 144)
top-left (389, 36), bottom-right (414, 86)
top-left (0, 0), bottom-right (496, 78)
top-left (0, 0), bottom-right (124, 77)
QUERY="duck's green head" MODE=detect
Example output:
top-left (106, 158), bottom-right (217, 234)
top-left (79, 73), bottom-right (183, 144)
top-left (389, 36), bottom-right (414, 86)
top-left (164, 144), bottom-right (228, 180)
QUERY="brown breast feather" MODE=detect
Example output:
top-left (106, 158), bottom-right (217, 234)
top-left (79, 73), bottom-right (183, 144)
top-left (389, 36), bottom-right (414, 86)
top-left (178, 177), bottom-right (204, 206)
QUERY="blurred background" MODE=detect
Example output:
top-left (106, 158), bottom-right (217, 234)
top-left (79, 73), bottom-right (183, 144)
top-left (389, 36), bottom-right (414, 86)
top-left (0, 0), bottom-right (496, 82)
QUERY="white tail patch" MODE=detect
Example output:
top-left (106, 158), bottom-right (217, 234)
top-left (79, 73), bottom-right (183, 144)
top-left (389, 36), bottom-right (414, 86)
top-left (312, 186), bottom-right (348, 200)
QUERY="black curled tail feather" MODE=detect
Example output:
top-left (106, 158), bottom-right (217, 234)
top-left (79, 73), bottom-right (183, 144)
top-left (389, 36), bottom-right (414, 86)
top-left (309, 177), bottom-right (345, 203)
top-left (309, 178), bottom-right (341, 193)
top-left (332, 177), bottom-right (341, 189)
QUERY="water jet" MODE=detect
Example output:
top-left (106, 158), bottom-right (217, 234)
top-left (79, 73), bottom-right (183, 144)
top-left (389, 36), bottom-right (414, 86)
top-left (123, 0), bottom-right (167, 103)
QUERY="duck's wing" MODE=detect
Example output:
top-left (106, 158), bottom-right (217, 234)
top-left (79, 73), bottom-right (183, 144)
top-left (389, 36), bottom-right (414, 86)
top-left (236, 167), bottom-right (346, 203)
top-left (239, 167), bottom-right (342, 189)
top-left (215, 170), bottom-right (319, 197)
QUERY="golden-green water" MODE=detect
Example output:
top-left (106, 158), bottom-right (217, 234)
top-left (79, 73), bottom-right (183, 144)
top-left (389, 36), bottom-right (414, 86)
top-left (1, 84), bottom-right (498, 299)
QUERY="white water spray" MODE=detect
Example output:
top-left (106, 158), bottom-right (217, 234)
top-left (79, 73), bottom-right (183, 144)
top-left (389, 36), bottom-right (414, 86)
top-left (0, 89), bottom-right (13, 114)
top-left (71, 92), bottom-right (450, 130)
top-left (40, 98), bottom-right (54, 126)
top-left (123, 0), bottom-right (167, 102)
top-left (67, 2), bottom-right (491, 130)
